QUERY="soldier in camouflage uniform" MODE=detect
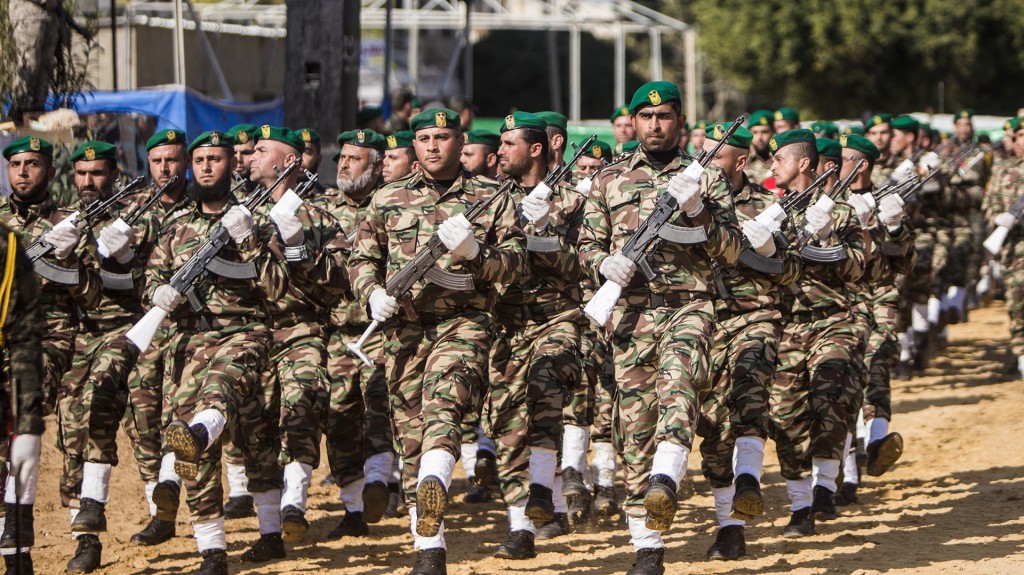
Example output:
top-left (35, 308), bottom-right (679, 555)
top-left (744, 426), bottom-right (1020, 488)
top-left (695, 124), bottom-right (803, 561)
top-left (460, 130), bottom-right (500, 180)
top-left (227, 124), bottom-right (258, 201)
top-left (744, 111), bottom-right (774, 186)
top-left (384, 131), bottom-right (418, 184)
top-left (577, 82), bottom-right (742, 575)
top-left (611, 106), bottom-right (636, 145)
top-left (349, 108), bottom-right (526, 575)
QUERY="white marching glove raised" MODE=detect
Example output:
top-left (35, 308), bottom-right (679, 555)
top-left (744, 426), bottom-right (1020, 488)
top-left (994, 211), bottom-right (1018, 229)
top-left (805, 204), bottom-right (834, 238)
top-left (846, 193), bottom-right (876, 227)
top-left (520, 195), bottom-right (552, 228)
top-left (437, 215), bottom-right (480, 260)
top-left (153, 284), bottom-right (184, 312)
top-left (99, 225), bottom-right (134, 264)
top-left (919, 151), bottom-right (942, 172)
top-left (271, 211), bottom-right (304, 247)
top-left (369, 288), bottom-right (398, 322)
top-left (222, 205), bottom-right (254, 243)
top-left (599, 253), bottom-right (637, 287)
top-left (9, 434), bottom-right (41, 494)
top-left (878, 194), bottom-right (906, 231)
top-left (742, 219), bottom-right (777, 257)
top-left (666, 173), bottom-right (704, 216)
top-left (44, 225), bottom-right (80, 260)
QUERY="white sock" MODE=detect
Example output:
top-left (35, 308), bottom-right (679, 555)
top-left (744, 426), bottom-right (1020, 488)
top-left (281, 462), bottom-right (313, 512)
top-left (898, 331), bottom-right (912, 362)
top-left (649, 442), bottom-right (689, 484)
top-left (145, 481), bottom-right (157, 516)
top-left (507, 502), bottom-right (536, 534)
top-left (410, 506), bottom-right (446, 549)
top-left (81, 462), bottom-right (112, 503)
top-left (732, 437), bottom-right (765, 481)
top-left (365, 451), bottom-right (395, 486)
top-left (926, 297), bottom-right (941, 326)
top-left (842, 433), bottom-right (859, 485)
top-left (856, 410), bottom-right (868, 443)
top-left (252, 489), bottom-right (282, 535)
top-left (194, 517), bottom-right (226, 552)
top-left (552, 473), bottom-right (568, 514)
top-left (1017, 356), bottom-right (1024, 378)
top-left (868, 418), bottom-right (890, 445)
top-left (69, 508), bottom-right (83, 539)
top-left (191, 409), bottom-right (227, 446)
top-left (712, 485), bottom-right (744, 528)
top-left (418, 449), bottom-right (456, 491)
top-left (4, 464), bottom-right (38, 505)
top-left (812, 457), bottom-right (841, 492)
top-left (391, 456), bottom-right (402, 483)
top-left (528, 447), bottom-right (558, 490)
top-left (226, 462), bottom-right (249, 497)
top-left (592, 442), bottom-right (617, 487)
top-left (786, 478), bottom-right (813, 512)
top-left (460, 443), bottom-right (478, 481)
top-left (948, 285), bottom-right (967, 312)
top-left (912, 303), bottom-right (930, 331)
top-left (339, 477), bottom-right (365, 513)
top-left (561, 425), bottom-right (590, 473)
top-left (477, 431), bottom-right (496, 455)
top-left (159, 452), bottom-right (181, 485)
top-left (627, 514), bottom-right (663, 550)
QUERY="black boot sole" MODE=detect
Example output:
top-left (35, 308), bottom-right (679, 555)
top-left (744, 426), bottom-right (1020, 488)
top-left (363, 482), bottom-right (390, 524)
top-left (867, 433), bottom-right (904, 477)
top-left (152, 483), bottom-right (180, 522)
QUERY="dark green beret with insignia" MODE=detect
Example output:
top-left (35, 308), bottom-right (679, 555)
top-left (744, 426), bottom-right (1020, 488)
top-left (891, 115), bottom-right (920, 133)
top-left (146, 129), bottom-right (186, 152)
top-left (2, 135), bottom-right (54, 160)
top-left (535, 111), bottom-right (567, 132)
top-left (839, 134), bottom-right (880, 161)
top-left (500, 111), bottom-right (548, 133)
top-left (955, 108), bottom-right (975, 120)
top-left (582, 139), bottom-right (612, 160)
top-left (918, 121), bottom-right (932, 133)
top-left (682, 121), bottom-right (691, 132)
top-left (227, 124), bottom-right (257, 145)
top-left (610, 105), bottom-right (631, 123)
top-left (187, 130), bottom-right (236, 155)
top-left (774, 107), bottom-right (800, 124)
top-left (706, 122), bottom-right (752, 149)
top-left (810, 121), bottom-right (839, 139)
top-left (844, 123), bottom-right (865, 135)
top-left (298, 128), bottom-right (321, 145)
top-left (70, 140), bottom-right (117, 162)
top-left (255, 124), bottom-right (304, 153)
top-left (463, 130), bottom-right (500, 148)
top-left (1007, 117), bottom-right (1024, 133)
top-left (815, 137), bottom-right (842, 159)
top-left (693, 120), bottom-right (708, 131)
top-left (337, 129), bottom-right (386, 152)
top-left (358, 105), bottom-right (383, 124)
top-left (386, 130), bottom-right (415, 150)
top-left (747, 110), bottom-right (773, 128)
top-left (768, 128), bottom-right (815, 153)
top-left (628, 81), bottom-right (681, 114)
top-left (410, 107), bottom-right (461, 132)
top-left (868, 113), bottom-right (892, 128)
top-left (614, 140), bottom-right (640, 155)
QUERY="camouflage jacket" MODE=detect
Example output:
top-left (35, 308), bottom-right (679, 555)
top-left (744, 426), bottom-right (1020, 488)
top-left (981, 156), bottom-right (1021, 223)
top-left (349, 170), bottom-right (526, 321)
top-left (744, 152), bottom-right (772, 186)
top-left (0, 224), bottom-right (45, 435)
top-left (982, 158), bottom-right (1024, 262)
top-left (848, 186), bottom-right (917, 286)
top-left (577, 150), bottom-right (743, 300)
top-left (870, 154), bottom-right (899, 189)
top-left (311, 187), bottom-right (373, 328)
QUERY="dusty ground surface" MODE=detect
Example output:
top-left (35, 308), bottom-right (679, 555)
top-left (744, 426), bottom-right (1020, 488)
top-left (28, 303), bottom-right (1024, 574)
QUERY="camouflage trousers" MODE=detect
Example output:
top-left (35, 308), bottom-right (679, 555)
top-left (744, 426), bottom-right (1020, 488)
top-left (609, 298), bottom-right (714, 516)
top-left (581, 319), bottom-right (615, 444)
top-left (697, 312), bottom-right (780, 489)
top-left (122, 324), bottom-right (173, 483)
top-left (770, 311), bottom-right (863, 480)
top-left (388, 312), bottom-right (490, 501)
top-left (164, 324), bottom-right (270, 521)
top-left (485, 307), bottom-right (581, 505)
top-left (864, 287), bottom-right (901, 422)
top-left (57, 326), bottom-right (137, 507)
top-left (42, 327), bottom-right (75, 415)
top-left (322, 326), bottom-right (391, 488)
top-left (942, 224), bottom-right (976, 287)
top-left (1005, 255), bottom-right (1024, 357)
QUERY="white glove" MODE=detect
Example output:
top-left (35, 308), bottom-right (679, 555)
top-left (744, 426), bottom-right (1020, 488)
top-left (847, 193), bottom-right (875, 227)
top-left (891, 159), bottom-right (915, 181)
top-left (369, 288), bottom-right (398, 322)
top-left (919, 151), bottom-right (941, 172)
top-left (666, 173), bottom-right (704, 216)
top-left (222, 205), bottom-right (254, 243)
top-left (271, 211), bottom-right (304, 247)
top-left (994, 212), bottom-right (1017, 229)
top-left (153, 284), bottom-right (184, 312)
top-left (742, 220), bottom-right (777, 257)
top-left (9, 434), bottom-right (40, 498)
top-left (98, 225), bottom-right (134, 264)
top-left (804, 204), bottom-right (833, 238)
top-left (599, 253), bottom-right (636, 287)
top-left (520, 195), bottom-right (552, 228)
top-left (437, 214), bottom-right (480, 260)
top-left (43, 225), bottom-right (80, 260)
top-left (878, 195), bottom-right (905, 231)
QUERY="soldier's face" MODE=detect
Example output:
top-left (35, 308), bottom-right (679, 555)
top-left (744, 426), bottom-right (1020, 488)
top-left (769, 147), bottom-right (806, 188)
top-left (1013, 130), bottom-right (1024, 157)
top-left (612, 116), bottom-right (636, 144)
top-left (866, 124), bottom-right (892, 154)
top-left (192, 147), bottom-right (235, 190)
top-left (6, 152), bottom-right (54, 200)
top-left (250, 140), bottom-right (297, 188)
top-left (73, 159), bottom-right (117, 205)
top-left (498, 131), bottom-right (542, 178)
top-left (575, 156), bottom-right (604, 177)
top-left (413, 128), bottom-right (462, 179)
top-left (891, 130), bottom-right (915, 156)
top-left (337, 144), bottom-right (375, 185)
top-left (750, 126), bottom-right (772, 153)
top-left (701, 139), bottom-right (744, 175)
top-left (383, 148), bottom-right (415, 183)
top-left (691, 129), bottom-right (706, 151)
top-left (302, 142), bottom-right (320, 173)
top-left (461, 144), bottom-right (495, 177)
top-left (233, 141), bottom-right (255, 177)
top-left (819, 157), bottom-right (840, 180)
top-left (955, 118), bottom-right (974, 141)
top-left (148, 144), bottom-right (188, 189)
top-left (632, 104), bottom-right (681, 153)
top-left (774, 120), bottom-right (798, 133)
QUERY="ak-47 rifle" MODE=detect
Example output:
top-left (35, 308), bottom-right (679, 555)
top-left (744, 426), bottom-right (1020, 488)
top-left (582, 115), bottom-right (748, 326)
top-left (125, 159), bottom-right (301, 352)
top-left (296, 170), bottom-right (320, 199)
top-left (983, 187), bottom-right (1024, 256)
top-left (795, 160), bottom-right (870, 264)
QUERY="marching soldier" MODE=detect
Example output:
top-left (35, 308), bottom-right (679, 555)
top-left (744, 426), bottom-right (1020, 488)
top-left (384, 131), bottom-right (418, 183)
top-left (297, 128), bottom-right (328, 195)
top-left (536, 111), bottom-right (568, 175)
top-left (611, 106), bottom-right (636, 144)
top-left (744, 111), bottom-right (774, 185)
top-left (773, 107), bottom-right (801, 133)
top-left (227, 124), bottom-right (258, 200)
top-left (460, 130), bottom-right (500, 180)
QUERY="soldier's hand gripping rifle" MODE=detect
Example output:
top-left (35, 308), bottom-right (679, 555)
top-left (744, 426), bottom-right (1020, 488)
top-left (795, 160), bottom-right (868, 263)
top-left (582, 115), bottom-right (747, 326)
top-left (125, 159), bottom-right (301, 352)
top-left (983, 192), bottom-right (1024, 256)
top-left (96, 175), bottom-right (180, 260)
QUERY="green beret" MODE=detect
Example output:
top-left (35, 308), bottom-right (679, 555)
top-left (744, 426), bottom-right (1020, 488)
top-left (692, 120), bottom-right (708, 131)
top-left (815, 137), bottom-right (842, 159)
top-left (463, 130), bottom-right (500, 148)
top-left (227, 124), bottom-right (256, 145)
top-left (768, 128), bottom-right (815, 153)
top-left (2, 136), bottom-right (54, 160)
top-left (610, 105), bottom-right (631, 123)
top-left (1006, 117), bottom-right (1024, 133)
top-left (254, 124), bottom-right (304, 153)
top-left (146, 129), bottom-right (186, 152)
top-left (357, 105), bottom-right (383, 124)
top-left (955, 108), bottom-right (975, 120)
top-left (187, 130), bottom-right (236, 155)
top-left (891, 115), bottom-right (919, 133)
top-left (839, 134), bottom-right (880, 161)
top-left (582, 139), bottom-right (612, 160)
top-left (681, 121), bottom-right (691, 132)
top-left (337, 129), bottom-right (386, 152)
top-left (747, 110), bottom-right (773, 128)
top-left (705, 122), bottom-right (752, 149)
top-left (810, 121), bottom-right (839, 139)
top-left (501, 111), bottom-right (548, 133)
top-left (385, 130), bottom-right (415, 150)
top-left (628, 81), bottom-right (681, 114)
top-left (774, 107), bottom-right (800, 124)
top-left (410, 108), bottom-right (461, 132)
top-left (613, 140), bottom-right (640, 155)
top-left (867, 113), bottom-right (892, 128)
top-left (844, 123), bottom-right (865, 135)
top-left (70, 140), bottom-right (117, 162)
top-left (535, 111), bottom-right (568, 132)
top-left (297, 128), bottom-right (321, 145)
top-left (918, 121), bottom-right (932, 133)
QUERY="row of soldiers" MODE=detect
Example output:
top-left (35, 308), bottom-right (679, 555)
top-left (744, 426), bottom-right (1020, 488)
top-left (0, 78), bottom-right (1003, 575)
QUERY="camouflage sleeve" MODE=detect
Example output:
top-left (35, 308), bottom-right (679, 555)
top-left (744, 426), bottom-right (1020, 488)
top-left (576, 170), bottom-right (615, 286)
top-left (695, 168), bottom-right (743, 265)
top-left (64, 228), bottom-right (103, 310)
top-left (829, 203), bottom-right (868, 283)
top-left (3, 235), bottom-right (44, 435)
top-left (145, 221), bottom-right (177, 303)
top-left (242, 221), bottom-right (289, 303)
top-left (772, 219), bottom-right (804, 287)
top-left (465, 191), bottom-right (527, 286)
top-left (521, 185), bottom-right (585, 283)
top-left (282, 204), bottom-right (349, 305)
top-left (349, 196), bottom-right (389, 307)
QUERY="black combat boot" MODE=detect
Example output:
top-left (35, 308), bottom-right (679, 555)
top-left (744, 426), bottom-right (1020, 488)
top-left (493, 530), bottom-right (536, 560)
top-left (194, 548), bottom-right (228, 575)
top-left (834, 482), bottom-right (859, 506)
top-left (223, 495), bottom-right (255, 519)
top-left (0, 503), bottom-right (34, 549)
top-left (593, 484), bottom-right (620, 519)
top-left (327, 510), bottom-right (368, 539)
top-left (706, 525), bottom-right (746, 561)
top-left (415, 476), bottom-right (448, 538)
top-left (130, 517), bottom-right (175, 546)
top-left (240, 532), bottom-right (285, 562)
top-left (70, 499), bottom-right (106, 533)
top-left (535, 512), bottom-right (569, 540)
top-left (562, 467), bottom-right (591, 528)
top-left (731, 473), bottom-right (763, 519)
top-left (811, 485), bottom-right (837, 521)
top-left (3, 552), bottom-right (33, 575)
top-left (474, 450), bottom-right (497, 487)
top-left (280, 505), bottom-right (309, 542)
top-left (626, 547), bottom-right (665, 575)
top-left (166, 420), bottom-right (210, 480)
top-left (643, 474), bottom-right (677, 531)
top-left (66, 534), bottom-right (102, 574)
top-left (782, 507), bottom-right (815, 538)
top-left (363, 480), bottom-right (390, 524)
top-left (152, 480), bottom-right (181, 522)
top-left (866, 432), bottom-right (904, 476)
top-left (524, 484), bottom-right (555, 524)
top-left (408, 548), bottom-right (447, 575)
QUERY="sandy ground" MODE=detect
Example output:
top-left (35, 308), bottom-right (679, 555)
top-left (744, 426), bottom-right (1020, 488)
top-left (28, 302), bottom-right (1024, 574)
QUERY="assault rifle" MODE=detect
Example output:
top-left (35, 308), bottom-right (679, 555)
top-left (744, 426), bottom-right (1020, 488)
top-left (983, 193), bottom-right (1024, 256)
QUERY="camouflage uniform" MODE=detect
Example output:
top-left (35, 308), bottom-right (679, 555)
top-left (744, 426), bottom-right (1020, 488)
top-left (943, 142), bottom-right (989, 292)
top-left (982, 160), bottom-right (1024, 355)
top-left (577, 151), bottom-right (742, 515)
top-left (349, 170), bottom-right (526, 500)
top-left (744, 152), bottom-right (772, 186)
